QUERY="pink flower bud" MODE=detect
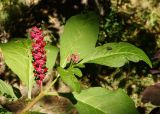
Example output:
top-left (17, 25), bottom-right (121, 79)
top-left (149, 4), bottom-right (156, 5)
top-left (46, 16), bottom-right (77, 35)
top-left (67, 53), bottom-right (80, 63)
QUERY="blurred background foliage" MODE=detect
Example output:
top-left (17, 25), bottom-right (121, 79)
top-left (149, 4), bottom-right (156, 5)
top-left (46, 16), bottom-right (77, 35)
top-left (0, 0), bottom-right (160, 113)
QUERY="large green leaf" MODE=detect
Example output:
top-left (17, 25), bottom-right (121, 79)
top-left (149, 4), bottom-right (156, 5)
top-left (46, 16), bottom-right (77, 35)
top-left (60, 12), bottom-right (99, 67)
top-left (74, 87), bottom-right (139, 114)
top-left (0, 39), bottom-right (34, 98)
top-left (80, 42), bottom-right (152, 67)
top-left (45, 45), bottom-right (59, 72)
top-left (0, 79), bottom-right (17, 100)
top-left (0, 38), bottom-right (58, 98)
top-left (57, 67), bottom-right (81, 93)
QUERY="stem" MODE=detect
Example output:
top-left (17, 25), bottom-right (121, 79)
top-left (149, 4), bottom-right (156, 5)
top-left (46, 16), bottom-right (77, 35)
top-left (18, 92), bottom-right (45, 114)
top-left (18, 75), bottom-right (60, 114)
top-left (45, 74), bottom-right (60, 92)
top-left (27, 88), bottom-right (31, 99)
top-left (28, 48), bottom-right (34, 99)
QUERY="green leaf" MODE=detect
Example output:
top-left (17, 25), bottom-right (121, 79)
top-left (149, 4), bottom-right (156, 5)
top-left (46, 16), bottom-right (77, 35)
top-left (0, 38), bottom-right (58, 98)
top-left (74, 87), bottom-right (139, 114)
top-left (74, 64), bottom-right (85, 68)
top-left (0, 79), bottom-right (17, 100)
top-left (45, 44), bottom-right (59, 72)
top-left (57, 67), bottom-right (81, 93)
top-left (0, 38), bottom-right (34, 98)
top-left (68, 67), bottom-right (82, 77)
top-left (60, 12), bottom-right (99, 67)
top-left (80, 42), bottom-right (152, 67)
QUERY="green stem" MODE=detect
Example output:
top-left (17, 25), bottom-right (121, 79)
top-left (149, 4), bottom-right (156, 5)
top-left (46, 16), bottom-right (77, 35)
top-left (18, 75), bottom-right (60, 114)
top-left (27, 88), bottom-right (31, 99)
top-left (28, 49), bottom-right (33, 99)
top-left (45, 74), bottom-right (60, 92)
top-left (18, 92), bottom-right (45, 114)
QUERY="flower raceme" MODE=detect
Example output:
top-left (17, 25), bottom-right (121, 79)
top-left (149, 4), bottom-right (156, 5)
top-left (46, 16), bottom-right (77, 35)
top-left (30, 26), bottom-right (48, 87)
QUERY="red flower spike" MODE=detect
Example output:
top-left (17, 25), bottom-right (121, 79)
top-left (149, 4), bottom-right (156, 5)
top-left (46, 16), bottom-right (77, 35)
top-left (30, 26), bottom-right (48, 87)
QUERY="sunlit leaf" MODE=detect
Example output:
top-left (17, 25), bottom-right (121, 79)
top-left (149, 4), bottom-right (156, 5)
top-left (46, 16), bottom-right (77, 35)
top-left (80, 42), bottom-right (152, 68)
top-left (60, 12), bottom-right (99, 67)
top-left (74, 87), bottom-right (139, 114)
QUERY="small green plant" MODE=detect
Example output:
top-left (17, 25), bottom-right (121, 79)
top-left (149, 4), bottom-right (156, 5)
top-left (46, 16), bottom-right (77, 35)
top-left (0, 12), bottom-right (152, 114)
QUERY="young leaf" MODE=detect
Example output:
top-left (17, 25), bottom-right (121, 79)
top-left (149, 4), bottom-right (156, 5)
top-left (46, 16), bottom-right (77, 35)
top-left (74, 87), bottom-right (139, 114)
top-left (60, 12), bottom-right (99, 67)
top-left (57, 67), bottom-right (81, 93)
top-left (68, 67), bottom-right (82, 77)
top-left (80, 42), bottom-right (152, 68)
top-left (0, 79), bottom-right (17, 100)
top-left (0, 38), bottom-right (58, 98)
